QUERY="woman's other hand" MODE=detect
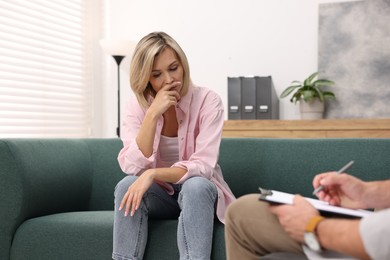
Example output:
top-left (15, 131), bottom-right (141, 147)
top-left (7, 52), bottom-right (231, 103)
top-left (119, 170), bottom-right (155, 217)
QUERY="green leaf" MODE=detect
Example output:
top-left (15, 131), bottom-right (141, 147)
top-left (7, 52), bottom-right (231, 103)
top-left (280, 85), bottom-right (302, 98)
top-left (323, 92), bottom-right (336, 99)
top-left (302, 90), bottom-right (315, 102)
top-left (291, 92), bottom-right (302, 103)
top-left (317, 92), bottom-right (325, 102)
top-left (280, 72), bottom-right (336, 103)
top-left (303, 72), bottom-right (318, 86)
top-left (313, 79), bottom-right (335, 87)
top-left (290, 80), bottom-right (302, 85)
top-left (312, 86), bottom-right (324, 100)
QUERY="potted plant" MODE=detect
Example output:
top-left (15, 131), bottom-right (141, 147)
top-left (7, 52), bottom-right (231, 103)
top-left (280, 72), bottom-right (335, 119)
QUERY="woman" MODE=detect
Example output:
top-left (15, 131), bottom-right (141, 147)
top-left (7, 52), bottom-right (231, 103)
top-left (113, 31), bottom-right (235, 260)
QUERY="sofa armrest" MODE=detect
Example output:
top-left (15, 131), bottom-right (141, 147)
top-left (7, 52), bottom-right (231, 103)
top-left (0, 139), bottom-right (93, 260)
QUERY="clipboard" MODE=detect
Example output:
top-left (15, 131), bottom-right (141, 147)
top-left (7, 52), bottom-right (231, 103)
top-left (259, 187), bottom-right (372, 218)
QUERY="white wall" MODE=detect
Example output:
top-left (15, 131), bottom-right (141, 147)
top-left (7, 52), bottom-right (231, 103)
top-left (99, 0), bottom-right (361, 137)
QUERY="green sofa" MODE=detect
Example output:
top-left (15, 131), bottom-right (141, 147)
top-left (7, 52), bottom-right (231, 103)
top-left (1, 138), bottom-right (389, 260)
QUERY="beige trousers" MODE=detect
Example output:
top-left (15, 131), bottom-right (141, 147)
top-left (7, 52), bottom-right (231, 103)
top-left (224, 194), bottom-right (304, 260)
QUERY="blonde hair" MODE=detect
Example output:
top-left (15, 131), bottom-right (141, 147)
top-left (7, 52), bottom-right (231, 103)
top-left (130, 32), bottom-right (191, 108)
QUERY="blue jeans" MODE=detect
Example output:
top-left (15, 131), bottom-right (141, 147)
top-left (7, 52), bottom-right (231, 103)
top-left (112, 175), bottom-right (218, 260)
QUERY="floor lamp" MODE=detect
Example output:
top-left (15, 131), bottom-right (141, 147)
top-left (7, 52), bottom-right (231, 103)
top-left (100, 40), bottom-right (136, 137)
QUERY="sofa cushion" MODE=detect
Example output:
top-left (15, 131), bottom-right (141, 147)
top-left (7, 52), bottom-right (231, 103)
top-left (10, 211), bottom-right (225, 260)
top-left (143, 220), bottom-right (225, 260)
top-left (11, 211), bottom-right (114, 260)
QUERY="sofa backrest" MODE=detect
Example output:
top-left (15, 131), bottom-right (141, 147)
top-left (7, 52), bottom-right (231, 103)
top-left (3, 137), bottom-right (389, 213)
top-left (0, 139), bottom-right (94, 217)
top-left (83, 139), bottom-right (125, 210)
top-left (219, 138), bottom-right (390, 198)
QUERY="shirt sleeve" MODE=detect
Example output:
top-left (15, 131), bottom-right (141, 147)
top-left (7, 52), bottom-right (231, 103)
top-left (173, 90), bottom-right (224, 183)
top-left (117, 99), bottom-right (157, 175)
top-left (360, 208), bottom-right (390, 259)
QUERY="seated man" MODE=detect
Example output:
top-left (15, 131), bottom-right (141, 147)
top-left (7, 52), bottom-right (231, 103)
top-left (225, 171), bottom-right (390, 260)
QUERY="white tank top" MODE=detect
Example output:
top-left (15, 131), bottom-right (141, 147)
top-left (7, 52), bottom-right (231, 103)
top-left (158, 135), bottom-right (179, 167)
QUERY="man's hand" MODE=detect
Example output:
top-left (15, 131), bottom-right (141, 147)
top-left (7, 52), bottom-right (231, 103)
top-left (269, 195), bottom-right (320, 243)
top-left (313, 172), bottom-right (367, 209)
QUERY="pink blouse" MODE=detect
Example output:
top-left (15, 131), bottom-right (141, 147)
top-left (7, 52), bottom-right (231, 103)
top-left (118, 84), bottom-right (236, 223)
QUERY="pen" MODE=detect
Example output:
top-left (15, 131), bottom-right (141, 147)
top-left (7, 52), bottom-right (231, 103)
top-left (312, 160), bottom-right (354, 195)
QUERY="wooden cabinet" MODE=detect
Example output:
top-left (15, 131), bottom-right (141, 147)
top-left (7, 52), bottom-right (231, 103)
top-left (223, 119), bottom-right (390, 138)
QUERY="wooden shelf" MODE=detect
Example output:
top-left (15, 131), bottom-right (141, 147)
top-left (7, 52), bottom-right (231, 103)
top-left (223, 119), bottom-right (390, 138)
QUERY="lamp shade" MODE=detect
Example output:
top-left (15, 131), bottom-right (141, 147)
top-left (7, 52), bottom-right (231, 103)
top-left (99, 39), bottom-right (137, 56)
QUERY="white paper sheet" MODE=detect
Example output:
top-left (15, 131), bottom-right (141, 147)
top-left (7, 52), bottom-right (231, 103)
top-left (259, 188), bottom-right (372, 218)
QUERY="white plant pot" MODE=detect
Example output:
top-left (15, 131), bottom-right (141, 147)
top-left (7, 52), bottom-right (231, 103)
top-left (299, 99), bottom-right (325, 120)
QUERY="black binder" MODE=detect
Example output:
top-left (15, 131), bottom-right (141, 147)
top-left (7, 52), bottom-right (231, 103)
top-left (227, 77), bottom-right (241, 120)
top-left (255, 76), bottom-right (279, 120)
top-left (227, 76), bottom-right (279, 120)
top-left (241, 77), bottom-right (257, 120)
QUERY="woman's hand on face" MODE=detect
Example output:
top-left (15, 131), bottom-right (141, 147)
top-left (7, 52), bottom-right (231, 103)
top-left (149, 82), bottom-right (181, 116)
top-left (119, 170), bottom-right (155, 217)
